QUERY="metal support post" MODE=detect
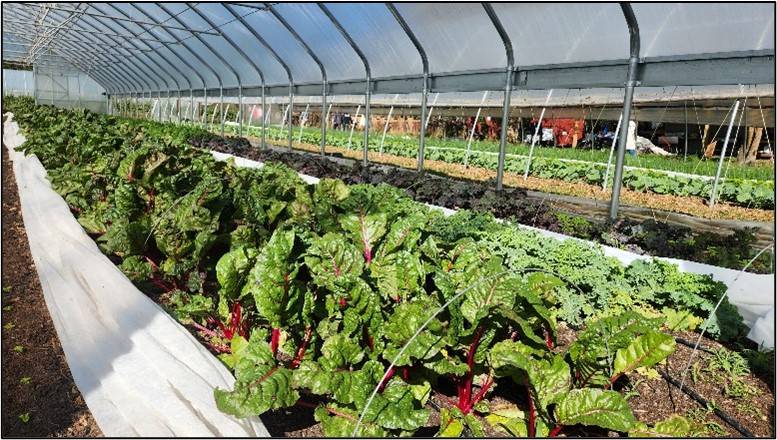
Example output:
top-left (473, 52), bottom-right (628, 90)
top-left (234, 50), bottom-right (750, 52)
top-left (238, 87), bottom-right (243, 136)
top-left (418, 73), bottom-right (430, 172)
top-left (684, 101), bottom-right (689, 160)
top-left (321, 81), bottom-right (327, 155)
top-left (261, 85), bottom-right (267, 148)
top-left (220, 88), bottom-right (225, 136)
top-left (483, 3), bottom-right (515, 191)
top-left (387, 3), bottom-right (430, 172)
top-left (609, 3), bottom-right (641, 222)
top-left (319, 4), bottom-right (370, 166)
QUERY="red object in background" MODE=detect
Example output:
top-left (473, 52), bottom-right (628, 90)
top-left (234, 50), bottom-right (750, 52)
top-left (541, 118), bottom-right (585, 146)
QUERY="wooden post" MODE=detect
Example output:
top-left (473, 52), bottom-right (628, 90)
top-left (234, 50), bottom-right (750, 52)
top-left (747, 128), bottom-right (763, 164)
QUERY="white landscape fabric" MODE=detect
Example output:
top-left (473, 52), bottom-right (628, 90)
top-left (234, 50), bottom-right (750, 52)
top-left (2, 114), bottom-right (268, 437)
top-left (210, 150), bottom-right (775, 349)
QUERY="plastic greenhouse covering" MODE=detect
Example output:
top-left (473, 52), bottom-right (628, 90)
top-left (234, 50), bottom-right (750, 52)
top-left (2, 2), bottom-right (773, 96)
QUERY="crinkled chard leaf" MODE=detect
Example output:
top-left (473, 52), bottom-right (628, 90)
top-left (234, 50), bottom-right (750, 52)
top-left (243, 229), bottom-right (301, 329)
top-left (214, 339), bottom-right (298, 417)
top-left (555, 388), bottom-right (636, 433)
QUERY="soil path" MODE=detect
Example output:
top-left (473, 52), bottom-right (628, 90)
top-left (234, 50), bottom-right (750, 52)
top-left (1, 145), bottom-right (103, 437)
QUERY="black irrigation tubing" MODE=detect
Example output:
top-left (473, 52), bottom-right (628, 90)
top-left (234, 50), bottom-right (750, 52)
top-left (658, 369), bottom-right (755, 437)
top-left (674, 337), bottom-right (715, 354)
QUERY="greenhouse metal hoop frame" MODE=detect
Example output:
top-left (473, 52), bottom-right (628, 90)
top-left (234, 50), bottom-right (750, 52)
top-left (3, 2), bottom-right (774, 221)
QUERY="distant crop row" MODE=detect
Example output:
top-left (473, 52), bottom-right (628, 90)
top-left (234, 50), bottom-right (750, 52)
top-left (234, 125), bottom-right (774, 210)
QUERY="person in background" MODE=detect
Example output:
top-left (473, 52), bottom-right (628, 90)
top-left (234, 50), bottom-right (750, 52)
top-left (342, 113), bottom-right (351, 131)
top-left (626, 120), bottom-right (637, 157)
top-left (333, 112), bottom-right (342, 130)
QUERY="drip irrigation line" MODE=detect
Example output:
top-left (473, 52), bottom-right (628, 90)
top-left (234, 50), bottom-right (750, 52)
top-left (659, 369), bottom-right (755, 437)
top-left (673, 337), bottom-right (714, 354)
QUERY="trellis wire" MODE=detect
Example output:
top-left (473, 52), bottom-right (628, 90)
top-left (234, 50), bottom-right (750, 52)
top-left (678, 243), bottom-right (775, 393)
top-left (754, 87), bottom-right (773, 159)
top-left (522, 89), bottom-right (555, 179)
top-left (709, 99), bottom-right (740, 207)
top-left (691, 100), bottom-right (736, 176)
top-left (721, 88), bottom-right (748, 182)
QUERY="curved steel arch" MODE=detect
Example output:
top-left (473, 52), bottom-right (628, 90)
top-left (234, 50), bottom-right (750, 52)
top-left (5, 9), bottom-right (142, 95)
top-left (483, 2), bottom-right (515, 191)
top-left (40, 50), bottom-right (121, 96)
top-left (19, 42), bottom-right (121, 95)
top-left (45, 8), bottom-right (162, 94)
top-left (127, 4), bottom-right (212, 125)
top-left (386, 3), bottom-right (429, 173)
top-left (96, 4), bottom-right (195, 122)
top-left (158, 3), bottom-right (240, 135)
top-left (267, 4), bottom-right (328, 155)
top-left (42, 40), bottom-right (141, 94)
top-left (104, 4), bottom-right (195, 121)
top-left (34, 46), bottom-right (126, 95)
top-left (152, 3), bottom-right (227, 132)
top-left (85, 6), bottom-right (185, 121)
top-left (609, 2), bottom-right (641, 221)
top-left (223, 3), bottom-right (296, 151)
top-left (44, 9), bottom-right (162, 96)
top-left (189, 3), bottom-right (265, 136)
top-left (318, 4), bottom-right (371, 166)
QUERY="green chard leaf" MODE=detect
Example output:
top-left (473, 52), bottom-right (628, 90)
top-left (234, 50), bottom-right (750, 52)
top-left (340, 211), bottom-right (387, 265)
top-left (243, 229), bottom-right (301, 329)
top-left (555, 388), bottom-right (636, 432)
top-left (214, 338), bottom-right (299, 417)
top-left (613, 330), bottom-right (676, 376)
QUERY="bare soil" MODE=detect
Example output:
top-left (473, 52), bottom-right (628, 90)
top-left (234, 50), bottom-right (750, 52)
top-left (1, 146), bottom-right (103, 437)
top-left (628, 331), bottom-right (775, 438)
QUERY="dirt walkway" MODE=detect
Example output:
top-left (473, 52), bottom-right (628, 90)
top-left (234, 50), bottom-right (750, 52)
top-left (1, 145), bottom-right (102, 437)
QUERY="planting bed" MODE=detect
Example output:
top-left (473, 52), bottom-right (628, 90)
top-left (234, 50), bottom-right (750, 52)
top-left (1, 146), bottom-right (102, 437)
top-left (197, 136), bottom-right (773, 274)
top-left (236, 128), bottom-right (774, 224)
top-left (5, 97), bottom-right (774, 438)
top-left (238, 125), bottom-right (775, 212)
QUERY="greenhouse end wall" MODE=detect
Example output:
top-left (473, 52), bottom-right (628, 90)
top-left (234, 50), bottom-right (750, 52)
top-left (2, 68), bottom-right (107, 114)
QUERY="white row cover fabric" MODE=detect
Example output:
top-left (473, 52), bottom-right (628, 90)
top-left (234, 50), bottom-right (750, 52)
top-left (2, 114), bottom-right (267, 437)
top-left (210, 150), bottom-right (774, 349)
